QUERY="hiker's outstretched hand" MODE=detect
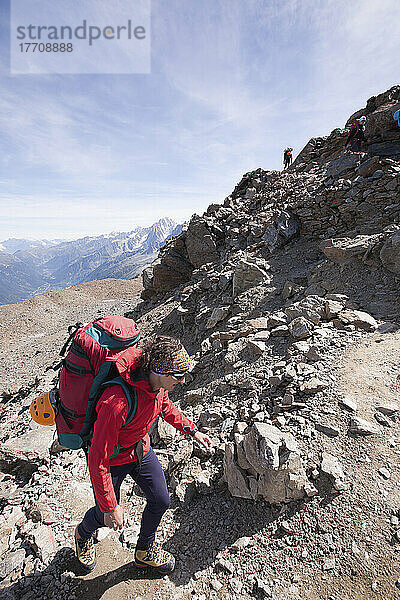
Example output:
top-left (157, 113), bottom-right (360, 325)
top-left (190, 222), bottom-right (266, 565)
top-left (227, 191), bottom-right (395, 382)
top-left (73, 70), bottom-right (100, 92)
top-left (104, 504), bottom-right (124, 530)
top-left (193, 431), bottom-right (213, 451)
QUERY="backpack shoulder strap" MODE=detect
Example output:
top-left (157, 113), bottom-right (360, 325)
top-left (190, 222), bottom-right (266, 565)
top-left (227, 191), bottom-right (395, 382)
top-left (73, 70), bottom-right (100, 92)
top-left (101, 376), bottom-right (138, 425)
top-left (82, 375), bottom-right (142, 462)
top-left (79, 361), bottom-right (117, 441)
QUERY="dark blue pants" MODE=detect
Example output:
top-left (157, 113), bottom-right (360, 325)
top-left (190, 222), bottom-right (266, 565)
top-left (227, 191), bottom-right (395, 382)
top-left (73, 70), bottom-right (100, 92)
top-left (350, 139), bottom-right (361, 152)
top-left (78, 447), bottom-right (170, 549)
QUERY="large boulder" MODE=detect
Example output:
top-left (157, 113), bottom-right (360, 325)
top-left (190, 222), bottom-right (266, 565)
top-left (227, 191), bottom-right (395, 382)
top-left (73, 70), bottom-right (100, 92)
top-left (346, 86), bottom-right (400, 131)
top-left (223, 423), bottom-right (309, 503)
top-left (363, 100), bottom-right (400, 138)
top-left (321, 234), bottom-right (382, 264)
top-left (141, 265), bottom-right (156, 293)
top-left (367, 141), bottom-right (400, 156)
top-left (263, 210), bottom-right (300, 253)
top-left (356, 155), bottom-right (381, 178)
top-left (152, 262), bottom-right (191, 292)
top-left (325, 154), bottom-right (360, 178)
top-left (338, 309), bottom-right (378, 331)
top-left (185, 216), bottom-right (219, 268)
top-left (233, 259), bottom-right (270, 297)
top-left (275, 210), bottom-right (301, 241)
top-left (346, 87), bottom-right (400, 156)
top-left (0, 425), bottom-right (55, 476)
top-left (142, 236), bottom-right (194, 296)
top-left (380, 231), bottom-right (400, 275)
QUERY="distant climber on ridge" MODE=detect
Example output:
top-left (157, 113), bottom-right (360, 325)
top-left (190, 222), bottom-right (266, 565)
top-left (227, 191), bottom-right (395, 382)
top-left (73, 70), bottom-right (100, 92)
top-left (283, 147), bottom-right (293, 169)
top-left (345, 115), bottom-right (366, 152)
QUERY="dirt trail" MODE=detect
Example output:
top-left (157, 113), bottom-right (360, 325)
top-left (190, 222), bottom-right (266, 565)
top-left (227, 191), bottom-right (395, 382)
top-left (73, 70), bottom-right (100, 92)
top-left (70, 538), bottom-right (189, 600)
top-left (296, 329), bottom-right (400, 600)
top-left (337, 329), bottom-right (400, 412)
top-left (65, 483), bottom-right (190, 600)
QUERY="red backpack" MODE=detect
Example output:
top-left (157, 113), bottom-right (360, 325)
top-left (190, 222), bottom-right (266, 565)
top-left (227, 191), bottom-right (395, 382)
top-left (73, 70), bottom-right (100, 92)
top-left (56, 316), bottom-right (140, 452)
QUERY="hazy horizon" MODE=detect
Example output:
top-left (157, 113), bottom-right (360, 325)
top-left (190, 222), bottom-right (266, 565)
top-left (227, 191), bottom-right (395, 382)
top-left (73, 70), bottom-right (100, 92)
top-left (0, 215), bottom-right (182, 246)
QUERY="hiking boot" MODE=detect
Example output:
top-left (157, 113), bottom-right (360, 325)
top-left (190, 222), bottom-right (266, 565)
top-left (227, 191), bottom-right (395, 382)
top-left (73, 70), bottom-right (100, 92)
top-left (74, 526), bottom-right (96, 572)
top-left (135, 541), bottom-right (175, 573)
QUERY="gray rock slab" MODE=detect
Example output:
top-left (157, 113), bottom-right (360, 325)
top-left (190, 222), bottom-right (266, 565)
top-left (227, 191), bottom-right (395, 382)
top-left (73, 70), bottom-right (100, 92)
top-left (300, 377), bottom-right (329, 394)
top-left (315, 422), bottom-right (340, 437)
top-left (339, 309), bottom-right (378, 331)
top-left (289, 317), bottom-right (313, 340)
top-left (375, 402), bottom-right (399, 416)
top-left (0, 549), bottom-right (26, 580)
top-left (340, 396), bottom-right (358, 412)
top-left (321, 452), bottom-right (346, 490)
top-left (223, 443), bottom-right (252, 499)
top-left (0, 425), bottom-right (55, 475)
top-left (224, 422), bottom-right (309, 504)
top-left (247, 339), bottom-right (267, 354)
top-left (349, 416), bottom-right (380, 436)
top-left (233, 259), bottom-right (270, 297)
top-left (27, 524), bottom-right (57, 564)
top-left (326, 154), bottom-right (360, 177)
top-left (185, 216), bottom-right (219, 268)
top-left (356, 155), bottom-right (381, 178)
top-left (380, 231), bottom-right (400, 275)
top-left (206, 306), bottom-right (230, 329)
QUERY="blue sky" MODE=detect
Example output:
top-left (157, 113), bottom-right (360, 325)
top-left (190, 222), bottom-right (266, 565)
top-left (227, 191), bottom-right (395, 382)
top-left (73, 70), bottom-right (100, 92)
top-left (0, 0), bottom-right (399, 240)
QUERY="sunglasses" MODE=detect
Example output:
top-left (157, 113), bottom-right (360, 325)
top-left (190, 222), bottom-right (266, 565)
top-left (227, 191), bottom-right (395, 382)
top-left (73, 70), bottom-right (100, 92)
top-left (169, 372), bottom-right (187, 381)
top-left (151, 370), bottom-right (187, 380)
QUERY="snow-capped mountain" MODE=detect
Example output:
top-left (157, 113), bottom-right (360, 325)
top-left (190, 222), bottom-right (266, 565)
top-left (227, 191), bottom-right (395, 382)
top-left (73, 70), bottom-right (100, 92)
top-left (0, 238), bottom-right (66, 254)
top-left (0, 218), bottom-right (182, 305)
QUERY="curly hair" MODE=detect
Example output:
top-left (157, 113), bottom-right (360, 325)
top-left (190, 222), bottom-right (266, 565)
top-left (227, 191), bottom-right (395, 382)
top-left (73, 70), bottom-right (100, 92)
top-left (140, 335), bottom-right (183, 375)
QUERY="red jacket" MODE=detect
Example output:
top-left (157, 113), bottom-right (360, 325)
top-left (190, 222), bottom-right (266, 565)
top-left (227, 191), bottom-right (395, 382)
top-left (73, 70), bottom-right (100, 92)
top-left (346, 120), bottom-right (365, 146)
top-left (87, 347), bottom-right (197, 512)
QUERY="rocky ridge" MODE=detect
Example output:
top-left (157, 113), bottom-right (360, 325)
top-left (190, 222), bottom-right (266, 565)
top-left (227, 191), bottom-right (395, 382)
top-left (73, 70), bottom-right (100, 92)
top-left (142, 86), bottom-right (400, 297)
top-left (0, 87), bottom-right (400, 600)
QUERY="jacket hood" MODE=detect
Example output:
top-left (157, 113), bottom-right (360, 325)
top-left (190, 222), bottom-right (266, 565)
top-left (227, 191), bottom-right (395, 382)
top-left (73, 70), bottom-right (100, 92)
top-left (115, 346), bottom-right (155, 395)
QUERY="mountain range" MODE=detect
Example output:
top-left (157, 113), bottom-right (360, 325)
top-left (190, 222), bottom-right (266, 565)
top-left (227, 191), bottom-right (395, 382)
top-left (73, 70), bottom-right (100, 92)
top-left (0, 217), bottom-right (181, 305)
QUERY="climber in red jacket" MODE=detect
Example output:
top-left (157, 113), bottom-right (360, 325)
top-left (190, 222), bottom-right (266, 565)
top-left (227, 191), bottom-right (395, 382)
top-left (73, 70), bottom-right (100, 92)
top-left (74, 336), bottom-right (212, 575)
top-left (345, 116), bottom-right (366, 152)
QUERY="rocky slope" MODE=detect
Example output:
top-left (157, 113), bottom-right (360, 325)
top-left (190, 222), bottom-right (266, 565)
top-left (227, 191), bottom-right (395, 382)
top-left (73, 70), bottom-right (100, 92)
top-left (0, 218), bottom-right (181, 305)
top-left (0, 86), bottom-right (400, 600)
top-left (142, 87), bottom-right (400, 299)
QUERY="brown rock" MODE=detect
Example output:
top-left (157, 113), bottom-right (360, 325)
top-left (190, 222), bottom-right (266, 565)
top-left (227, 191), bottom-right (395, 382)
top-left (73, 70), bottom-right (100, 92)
top-left (338, 309), bottom-right (378, 331)
top-left (356, 155), bottom-right (381, 178)
top-left (185, 217), bottom-right (219, 268)
top-left (233, 259), bottom-right (270, 297)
